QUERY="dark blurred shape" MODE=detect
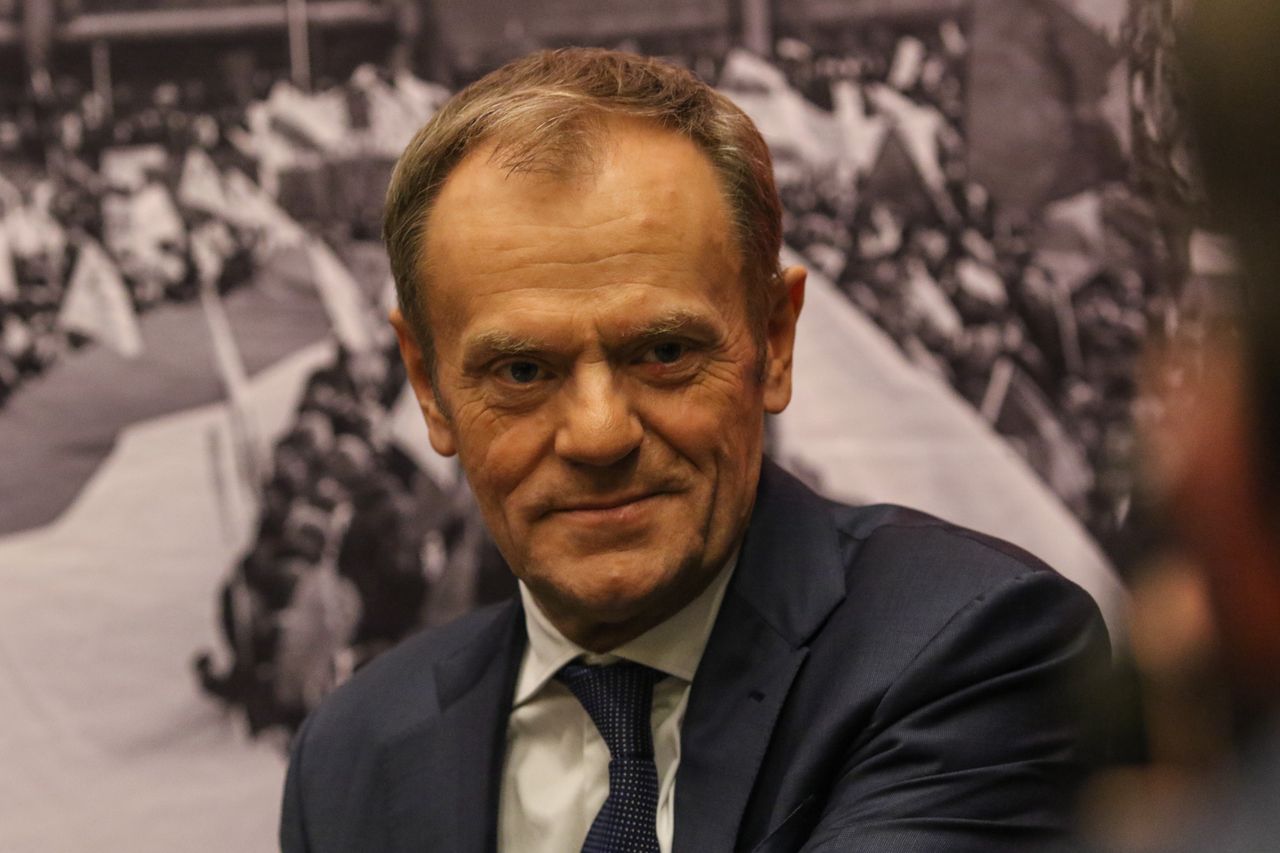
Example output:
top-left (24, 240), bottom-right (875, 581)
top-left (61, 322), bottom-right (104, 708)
top-left (1079, 0), bottom-right (1280, 850)
top-left (1177, 0), bottom-right (1280, 736)
top-left (1182, 0), bottom-right (1280, 504)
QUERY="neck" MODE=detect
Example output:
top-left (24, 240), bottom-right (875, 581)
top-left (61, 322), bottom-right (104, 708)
top-left (527, 555), bottom-right (733, 655)
top-left (547, 577), bottom-right (716, 654)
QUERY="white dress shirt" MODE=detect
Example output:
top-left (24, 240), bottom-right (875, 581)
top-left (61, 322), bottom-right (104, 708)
top-left (498, 556), bottom-right (738, 853)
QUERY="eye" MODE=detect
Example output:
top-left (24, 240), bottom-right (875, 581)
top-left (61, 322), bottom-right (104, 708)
top-left (642, 341), bottom-right (687, 365)
top-left (497, 360), bottom-right (544, 384)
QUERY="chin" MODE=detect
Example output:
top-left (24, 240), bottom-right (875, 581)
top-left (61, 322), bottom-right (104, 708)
top-left (577, 564), bottom-right (674, 615)
top-left (535, 550), bottom-right (684, 623)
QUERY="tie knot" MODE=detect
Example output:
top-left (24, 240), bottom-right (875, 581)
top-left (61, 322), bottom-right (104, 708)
top-left (555, 660), bottom-right (664, 759)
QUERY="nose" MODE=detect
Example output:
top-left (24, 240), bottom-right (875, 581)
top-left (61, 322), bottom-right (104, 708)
top-left (554, 365), bottom-right (643, 467)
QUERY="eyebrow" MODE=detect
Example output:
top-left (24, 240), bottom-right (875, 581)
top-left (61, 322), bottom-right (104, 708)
top-left (461, 330), bottom-right (543, 372)
top-left (460, 309), bottom-right (723, 372)
top-left (626, 309), bottom-right (720, 341)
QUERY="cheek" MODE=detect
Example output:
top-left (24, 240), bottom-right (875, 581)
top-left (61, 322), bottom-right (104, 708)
top-left (642, 380), bottom-right (763, 471)
top-left (456, 411), bottom-right (553, 503)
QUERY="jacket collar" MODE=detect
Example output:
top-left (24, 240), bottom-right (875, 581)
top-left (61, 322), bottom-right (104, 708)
top-left (673, 457), bottom-right (847, 852)
top-left (726, 458), bottom-right (847, 646)
top-left (383, 599), bottom-right (526, 853)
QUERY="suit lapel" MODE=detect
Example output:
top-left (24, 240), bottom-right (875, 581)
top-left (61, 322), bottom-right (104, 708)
top-left (673, 460), bottom-right (846, 853)
top-left (384, 600), bottom-right (526, 853)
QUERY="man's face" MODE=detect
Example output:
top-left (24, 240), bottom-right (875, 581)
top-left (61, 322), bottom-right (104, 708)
top-left (393, 117), bottom-right (804, 650)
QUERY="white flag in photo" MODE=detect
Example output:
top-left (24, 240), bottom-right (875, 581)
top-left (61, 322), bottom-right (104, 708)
top-left (264, 80), bottom-right (351, 154)
top-left (832, 81), bottom-right (891, 177)
top-left (3, 313), bottom-right (32, 358)
top-left (955, 258), bottom-right (1008, 308)
top-left (100, 144), bottom-right (169, 192)
top-left (1056, 0), bottom-right (1127, 42)
top-left (243, 101), bottom-right (301, 198)
top-left (5, 200), bottom-right (66, 264)
top-left (199, 283), bottom-right (250, 405)
top-left (719, 49), bottom-right (841, 172)
top-left (178, 147), bottom-right (230, 219)
top-left (905, 259), bottom-right (962, 339)
top-left (888, 36), bottom-right (927, 91)
top-left (0, 226), bottom-right (17, 301)
top-left (392, 68), bottom-right (449, 123)
top-left (132, 183), bottom-right (186, 248)
top-left (189, 220), bottom-right (235, 285)
top-left (351, 65), bottom-right (421, 156)
top-left (199, 280), bottom-right (263, 490)
top-left (58, 239), bottom-right (143, 359)
top-left (306, 238), bottom-right (376, 354)
top-left (103, 183), bottom-right (188, 287)
top-left (389, 379), bottom-right (457, 490)
top-left (1043, 190), bottom-right (1106, 255)
top-left (867, 85), bottom-right (948, 195)
top-left (222, 168), bottom-right (305, 249)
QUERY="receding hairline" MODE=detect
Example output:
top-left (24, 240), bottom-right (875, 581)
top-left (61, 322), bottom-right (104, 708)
top-left (414, 113), bottom-right (745, 299)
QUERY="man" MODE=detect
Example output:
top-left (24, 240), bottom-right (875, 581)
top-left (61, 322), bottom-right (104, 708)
top-left (281, 48), bottom-right (1108, 852)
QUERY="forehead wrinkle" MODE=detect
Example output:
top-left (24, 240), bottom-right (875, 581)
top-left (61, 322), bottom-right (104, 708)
top-left (430, 124), bottom-right (735, 263)
top-left (461, 200), bottom-right (688, 271)
top-left (479, 247), bottom-right (678, 274)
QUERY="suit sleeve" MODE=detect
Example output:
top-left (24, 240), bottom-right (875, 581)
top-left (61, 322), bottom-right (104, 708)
top-left (280, 714), bottom-right (314, 853)
top-left (799, 569), bottom-right (1109, 853)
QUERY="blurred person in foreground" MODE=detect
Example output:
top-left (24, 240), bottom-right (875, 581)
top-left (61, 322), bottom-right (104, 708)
top-left (1082, 2), bottom-right (1280, 851)
top-left (1139, 0), bottom-right (1280, 849)
top-left (281, 48), bottom-right (1107, 852)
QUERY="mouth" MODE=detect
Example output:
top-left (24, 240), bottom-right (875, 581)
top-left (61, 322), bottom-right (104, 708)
top-left (561, 492), bottom-right (657, 511)
top-left (547, 491), bottom-right (670, 525)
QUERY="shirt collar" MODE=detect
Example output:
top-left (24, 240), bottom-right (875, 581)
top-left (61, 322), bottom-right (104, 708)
top-left (513, 549), bottom-right (739, 707)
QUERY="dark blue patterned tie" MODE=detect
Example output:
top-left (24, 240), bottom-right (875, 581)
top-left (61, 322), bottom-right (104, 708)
top-left (556, 660), bottom-right (665, 853)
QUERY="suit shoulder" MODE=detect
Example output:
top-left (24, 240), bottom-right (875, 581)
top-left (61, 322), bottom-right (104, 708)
top-left (817, 501), bottom-right (1101, 648)
top-left (794, 500), bottom-right (1108, 725)
top-left (831, 501), bottom-right (1057, 582)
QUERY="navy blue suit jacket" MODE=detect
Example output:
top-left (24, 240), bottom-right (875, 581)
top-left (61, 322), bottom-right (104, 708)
top-left (281, 459), bottom-right (1109, 852)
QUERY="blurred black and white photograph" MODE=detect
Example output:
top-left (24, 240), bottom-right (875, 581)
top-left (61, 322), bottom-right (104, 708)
top-left (0, 0), bottom-right (1233, 850)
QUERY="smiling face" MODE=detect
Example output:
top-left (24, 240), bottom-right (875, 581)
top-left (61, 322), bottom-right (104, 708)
top-left (393, 116), bottom-right (804, 651)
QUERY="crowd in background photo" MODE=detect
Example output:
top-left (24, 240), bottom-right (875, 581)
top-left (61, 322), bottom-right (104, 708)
top-left (0, 2), bottom-right (1199, 744)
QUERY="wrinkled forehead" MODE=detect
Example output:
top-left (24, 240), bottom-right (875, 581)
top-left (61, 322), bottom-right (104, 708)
top-left (419, 116), bottom-right (743, 300)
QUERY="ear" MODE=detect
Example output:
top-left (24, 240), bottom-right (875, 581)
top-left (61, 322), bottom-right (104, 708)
top-left (390, 307), bottom-right (458, 457)
top-left (762, 265), bottom-right (806, 414)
